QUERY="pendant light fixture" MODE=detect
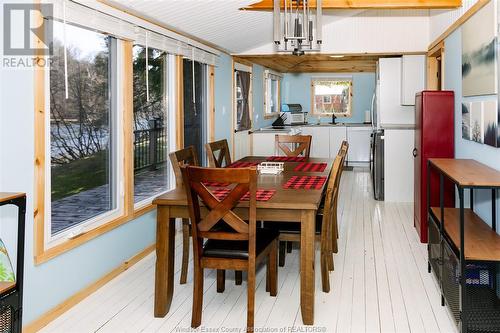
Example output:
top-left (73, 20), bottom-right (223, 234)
top-left (273, 0), bottom-right (322, 56)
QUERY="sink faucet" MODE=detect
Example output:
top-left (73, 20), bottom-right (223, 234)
top-left (331, 113), bottom-right (337, 125)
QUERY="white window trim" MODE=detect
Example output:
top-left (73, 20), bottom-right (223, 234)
top-left (264, 69), bottom-right (282, 116)
top-left (133, 51), bottom-right (175, 210)
top-left (311, 76), bottom-right (354, 117)
top-left (45, 39), bottom-right (125, 248)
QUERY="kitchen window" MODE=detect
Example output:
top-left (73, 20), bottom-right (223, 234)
top-left (132, 45), bottom-right (170, 204)
top-left (264, 70), bottom-right (281, 117)
top-left (49, 21), bottom-right (122, 240)
top-left (311, 78), bottom-right (353, 117)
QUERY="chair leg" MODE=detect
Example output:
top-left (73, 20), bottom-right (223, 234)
top-left (247, 265), bottom-right (256, 331)
top-left (278, 241), bottom-right (286, 267)
top-left (268, 240), bottom-right (278, 296)
top-left (286, 241), bottom-right (293, 253)
top-left (321, 250), bottom-right (330, 293)
top-left (331, 204), bottom-right (339, 254)
top-left (191, 264), bottom-right (204, 328)
top-left (180, 219), bottom-right (190, 284)
top-left (235, 271), bottom-right (242, 285)
top-left (216, 270), bottom-right (225, 293)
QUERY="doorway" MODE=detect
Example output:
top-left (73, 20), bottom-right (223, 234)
top-left (427, 41), bottom-right (445, 90)
top-left (233, 62), bottom-right (253, 160)
top-left (183, 58), bottom-right (207, 164)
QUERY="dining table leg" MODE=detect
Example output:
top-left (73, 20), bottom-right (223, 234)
top-left (300, 209), bottom-right (316, 325)
top-left (154, 206), bottom-right (176, 317)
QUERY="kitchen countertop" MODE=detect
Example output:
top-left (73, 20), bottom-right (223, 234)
top-left (254, 123), bottom-right (372, 133)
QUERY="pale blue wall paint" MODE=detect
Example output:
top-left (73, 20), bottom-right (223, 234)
top-left (214, 53), bottom-right (233, 142)
top-left (0, 18), bottom-right (156, 325)
top-left (444, 28), bottom-right (500, 232)
top-left (280, 72), bottom-right (375, 124)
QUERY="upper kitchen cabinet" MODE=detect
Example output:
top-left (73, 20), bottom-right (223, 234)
top-left (378, 58), bottom-right (415, 126)
top-left (401, 55), bottom-right (426, 106)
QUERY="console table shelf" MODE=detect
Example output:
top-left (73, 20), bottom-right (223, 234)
top-left (430, 207), bottom-right (500, 261)
top-left (427, 159), bottom-right (500, 333)
top-left (0, 192), bottom-right (26, 333)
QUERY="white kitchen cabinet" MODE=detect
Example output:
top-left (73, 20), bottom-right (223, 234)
top-left (401, 55), bottom-right (426, 106)
top-left (346, 127), bottom-right (371, 163)
top-left (379, 58), bottom-right (414, 126)
top-left (300, 126), bottom-right (331, 158)
top-left (329, 127), bottom-right (347, 157)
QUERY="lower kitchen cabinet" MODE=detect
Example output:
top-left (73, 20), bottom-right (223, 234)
top-left (346, 127), bottom-right (371, 164)
top-left (300, 126), bottom-right (331, 158)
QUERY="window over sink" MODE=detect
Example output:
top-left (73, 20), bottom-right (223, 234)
top-left (311, 78), bottom-right (353, 117)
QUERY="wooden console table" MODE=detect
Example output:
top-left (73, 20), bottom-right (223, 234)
top-left (427, 159), bottom-right (500, 333)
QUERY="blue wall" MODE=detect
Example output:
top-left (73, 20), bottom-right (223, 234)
top-left (444, 28), bottom-right (500, 232)
top-left (280, 72), bottom-right (375, 124)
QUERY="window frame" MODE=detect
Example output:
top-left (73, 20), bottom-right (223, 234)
top-left (310, 77), bottom-right (353, 117)
top-left (43, 22), bottom-right (125, 248)
top-left (131, 44), bottom-right (172, 209)
top-left (263, 70), bottom-right (281, 119)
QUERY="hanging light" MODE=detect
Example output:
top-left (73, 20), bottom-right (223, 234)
top-left (273, 0), bottom-right (322, 56)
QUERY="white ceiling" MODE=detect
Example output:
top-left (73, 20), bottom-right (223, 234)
top-left (104, 0), bottom-right (368, 54)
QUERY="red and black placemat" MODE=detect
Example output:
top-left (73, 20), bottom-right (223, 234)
top-left (226, 161), bottom-right (260, 168)
top-left (293, 162), bottom-right (327, 172)
top-left (202, 181), bottom-right (230, 187)
top-left (266, 156), bottom-right (306, 162)
top-left (210, 188), bottom-right (276, 201)
top-left (283, 176), bottom-right (327, 190)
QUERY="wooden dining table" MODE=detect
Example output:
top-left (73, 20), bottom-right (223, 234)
top-left (152, 156), bottom-right (333, 325)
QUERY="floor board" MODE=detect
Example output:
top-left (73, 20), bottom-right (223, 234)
top-left (39, 169), bottom-right (457, 333)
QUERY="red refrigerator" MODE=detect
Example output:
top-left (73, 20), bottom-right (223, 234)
top-left (414, 91), bottom-right (455, 243)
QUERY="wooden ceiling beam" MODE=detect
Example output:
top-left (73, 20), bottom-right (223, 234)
top-left (243, 0), bottom-right (462, 10)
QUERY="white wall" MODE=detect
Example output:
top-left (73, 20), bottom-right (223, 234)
top-left (428, 0), bottom-right (480, 42)
top-left (241, 9), bottom-right (430, 54)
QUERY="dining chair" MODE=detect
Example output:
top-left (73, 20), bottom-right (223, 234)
top-left (181, 166), bottom-right (279, 330)
top-left (274, 134), bottom-right (312, 158)
top-left (205, 139), bottom-right (232, 168)
top-left (331, 142), bottom-right (349, 253)
top-left (267, 153), bottom-right (343, 292)
top-left (169, 146), bottom-right (199, 285)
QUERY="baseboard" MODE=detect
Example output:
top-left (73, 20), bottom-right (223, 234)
top-left (23, 243), bottom-right (155, 333)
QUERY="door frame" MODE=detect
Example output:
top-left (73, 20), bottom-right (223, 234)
top-left (427, 41), bottom-right (445, 90)
top-left (232, 60), bottom-right (253, 158)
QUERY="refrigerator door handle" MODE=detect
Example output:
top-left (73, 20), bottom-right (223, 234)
top-left (412, 148), bottom-right (418, 157)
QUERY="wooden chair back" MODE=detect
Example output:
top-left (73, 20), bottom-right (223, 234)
top-left (205, 139), bottom-right (232, 168)
top-left (169, 146), bottom-right (199, 188)
top-left (181, 166), bottom-right (258, 259)
top-left (274, 134), bottom-right (312, 158)
top-left (320, 154), bottom-right (343, 244)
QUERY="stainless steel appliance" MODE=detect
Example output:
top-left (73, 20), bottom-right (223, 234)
top-left (371, 130), bottom-right (384, 200)
top-left (282, 104), bottom-right (308, 125)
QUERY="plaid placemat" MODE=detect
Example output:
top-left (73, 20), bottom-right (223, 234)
top-left (293, 162), bottom-right (327, 172)
top-left (226, 161), bottom-right (260, 168)
top-left (266, 156), bottom-right (306, 162)
top-left (283, 176), bottom-right (327, 190)
top-left (210, 188), bottom-right (276, 201)
top-left (202, 181), bottom-right (230, 187)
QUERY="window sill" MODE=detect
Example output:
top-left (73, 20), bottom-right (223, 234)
top-left (34, 203), bottom-right (156, 265)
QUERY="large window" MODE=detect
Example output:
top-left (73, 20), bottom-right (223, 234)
top-left (311, 78), bottom-right (353, 117)
top-left (49, 21), bottom-right (119, 237)
top-left (132, 45), bottom-right (169, 204)
top-left (264, 71), bottom-right (281, 117)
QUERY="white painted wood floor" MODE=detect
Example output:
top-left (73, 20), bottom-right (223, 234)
top-left (40, 169), bottom-right (457, 333)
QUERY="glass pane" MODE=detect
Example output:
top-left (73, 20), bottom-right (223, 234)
top-left (133, 45), bottom-right (169, 203)
top-left (313, 79), bottom-right (352, 115)
top-left (271, 79), bottom-right (278, 113)
top-left (183, 59), bottom-right (206, 164)
top-left (50, 22), bottom-right (114, 235)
